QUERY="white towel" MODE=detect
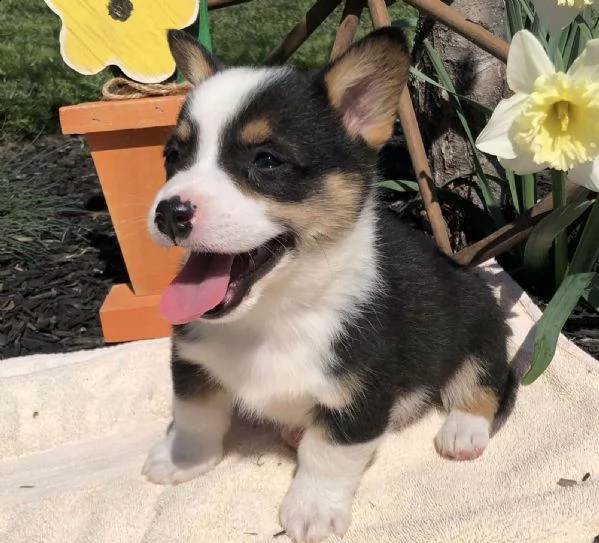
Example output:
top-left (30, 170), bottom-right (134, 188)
top-left (1, 260), bottom-right (598, 543)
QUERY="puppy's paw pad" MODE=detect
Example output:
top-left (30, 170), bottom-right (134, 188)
top-left (142, 432), bottom-right (221, 485)
top-left (434, 410), bottom-right (490, 461)
top-left (280, 480), bottom-right (351, 542)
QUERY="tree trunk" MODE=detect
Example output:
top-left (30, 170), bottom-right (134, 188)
top-left (412, 0), bottom-right (508, 193)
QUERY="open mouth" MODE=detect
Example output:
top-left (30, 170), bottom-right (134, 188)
top-left (159, 233), bottom-right (295, 324)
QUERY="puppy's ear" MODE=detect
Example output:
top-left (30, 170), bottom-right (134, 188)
top-left (321, 28), bottom-right (410, 149)
top-left (167, 29), bottom-right (219, 85)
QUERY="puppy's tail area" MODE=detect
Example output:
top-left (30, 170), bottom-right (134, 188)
top-left (491, 366), bottom-right (519, 436)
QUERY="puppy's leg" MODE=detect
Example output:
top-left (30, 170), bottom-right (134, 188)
top-left (143, 357), bottom-right (232, 485)
top-left (434, 359), bottom-right (500, 461)
top-left (279, 404), bottom-right (387, 543)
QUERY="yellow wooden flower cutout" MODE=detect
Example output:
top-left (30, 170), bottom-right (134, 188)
top-left (44, 0), bottom-right (199, 83)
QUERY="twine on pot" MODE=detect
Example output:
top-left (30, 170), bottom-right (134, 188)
top-left (101, 77), bottom-right (192, 100)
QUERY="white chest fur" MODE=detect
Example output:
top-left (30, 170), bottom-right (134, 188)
top-left (176, 312), bottom-right (342, 425)
top-left (175, 206), bottom-right (380, 427)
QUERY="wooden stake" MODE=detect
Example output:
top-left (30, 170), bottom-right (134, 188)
top-left (329, 0), bottom-right (363, 60)
top-left (265, 0), bottom-right (343, 65)
top-left (454, 182), bottom-right (583, 267)
top-left (368, 0), bottom-right (453, 255)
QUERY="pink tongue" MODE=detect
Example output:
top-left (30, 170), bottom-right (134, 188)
top-left (160, 252), bottom-right (235, 325)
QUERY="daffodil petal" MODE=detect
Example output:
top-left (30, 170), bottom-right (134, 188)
top-left (498, 152), bottom-right (547, 175)
top-left (475, 93), bottom-right (529, 159)
top-left (507, 30), bottom-right (555, 93)
top-left (568, 159), bottom-right (599, 191)
top-left (568, 38), bottom-right (599, 82)
top-left (530, 0), bottom-right (581, 34)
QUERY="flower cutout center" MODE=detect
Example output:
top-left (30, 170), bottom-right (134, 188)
top-left (512, 72), bottom-right (599, 171)
top-left (108, 0), bottom-right (134, 22)
top-left (557, 0), bottom-right (593, 7)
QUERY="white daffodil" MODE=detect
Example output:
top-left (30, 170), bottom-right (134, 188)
top-left (475, 30), bottom-right (599, 191)
top-left (531, 0), bottom-right (598, 34)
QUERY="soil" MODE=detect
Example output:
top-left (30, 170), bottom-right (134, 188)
top-left (1, 133), bottom-right (597, 361)
top-left (1, 135), bottom-right (127, 359)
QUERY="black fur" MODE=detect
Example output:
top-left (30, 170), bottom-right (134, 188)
top-left (316, 209), bottom-right (512, 444)
top-left (162, 27), bottom-right (515, 449)
top-left (219, 69), bottom-right (373, 204)
top-left (171, 350), bottom-right (219, 399)
top-left (164, 104), bottom-right (199, 179)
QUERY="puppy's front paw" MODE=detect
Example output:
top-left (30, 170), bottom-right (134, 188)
top-left (279, 476), bottom-right (351, 543)
top-left (434, 410), bottom-right (490, 461)
top-left (142, 429), bottom-right (222, 485)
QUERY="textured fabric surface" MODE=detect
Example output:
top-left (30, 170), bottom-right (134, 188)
top-left (1, 260), bottom-right (598, 543)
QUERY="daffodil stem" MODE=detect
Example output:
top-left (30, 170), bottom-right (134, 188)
top-left (522, 174), bottom-right (536, 211)
top-left (552, 169), bottom-right (568, 287)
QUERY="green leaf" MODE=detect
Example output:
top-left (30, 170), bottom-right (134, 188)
top-left (505, 0), bottom-right (524, 39)
top-left (549, 31), bottom-right (565, 71)
top-left (578, 21), bottom-right (593, 50)
top-left (504, 169), bottom-right (521, 215)
top-left (409, 67), bottom-right (493, 115)
top-left (569, 196), bottom-right (599, 274)
top-left (552, 169), bottom-right (569, 287)
top-left (198, 0), bottom-right (213, 52)
top-left (521, 173), bottom-right (537, 210)
top-left (531, 12), bottom-right (552, 63)
top-left (521, 272), bottom-right (598, 385)
top-left (563, 22), bottom-right (582, 70)
top-left (514, 0), bottom-right (535, 23)
top-left (592, 11), bottom-right (599, 38)
top-left (378, 180), bottom-right (419, 192)
top-left (422, 40), bottom-right (504, 227)
top-left (387, 184), bottom-right (498, 237)
top-left (391, 17), bottom-right (419, 29)
top-left (178, 0), bottom-right (212, 82)
top-left (523, 198), bottom-right (593, 272)
top-left (582, 279), bottom-right (599, 313)
top-left (435, 189), bottom-right (498, 236)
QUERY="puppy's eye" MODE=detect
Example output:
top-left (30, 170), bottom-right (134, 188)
top-left (164, 144), bottom-right (179, 165)
top-left (253, 151), bottom-right (281, 170)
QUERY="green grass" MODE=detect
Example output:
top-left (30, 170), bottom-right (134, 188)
top-left (0, 0), bottom-right (414, 142)
top-left (0, 148), bottom-right (79, 261)
top-left (211, 1), bottom-right (414, 68)
top-left (0, 1), bottom-right (109, 141)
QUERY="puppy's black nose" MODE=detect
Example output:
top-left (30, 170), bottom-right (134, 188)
top-left (154, 197), bottom-right (194, 242)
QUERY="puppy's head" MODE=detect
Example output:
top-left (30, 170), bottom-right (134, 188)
top-left (150, 28), bottom-right (410, 324)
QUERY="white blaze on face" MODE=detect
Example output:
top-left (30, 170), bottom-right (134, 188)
top-left (148, 67), bottom-right (290, 254)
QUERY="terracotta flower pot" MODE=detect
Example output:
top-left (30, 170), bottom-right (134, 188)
top-left (59, 95), bottom-right (188, 342)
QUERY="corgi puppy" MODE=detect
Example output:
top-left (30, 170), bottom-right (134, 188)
top-left (143, 28), bottom-right (516, 543)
